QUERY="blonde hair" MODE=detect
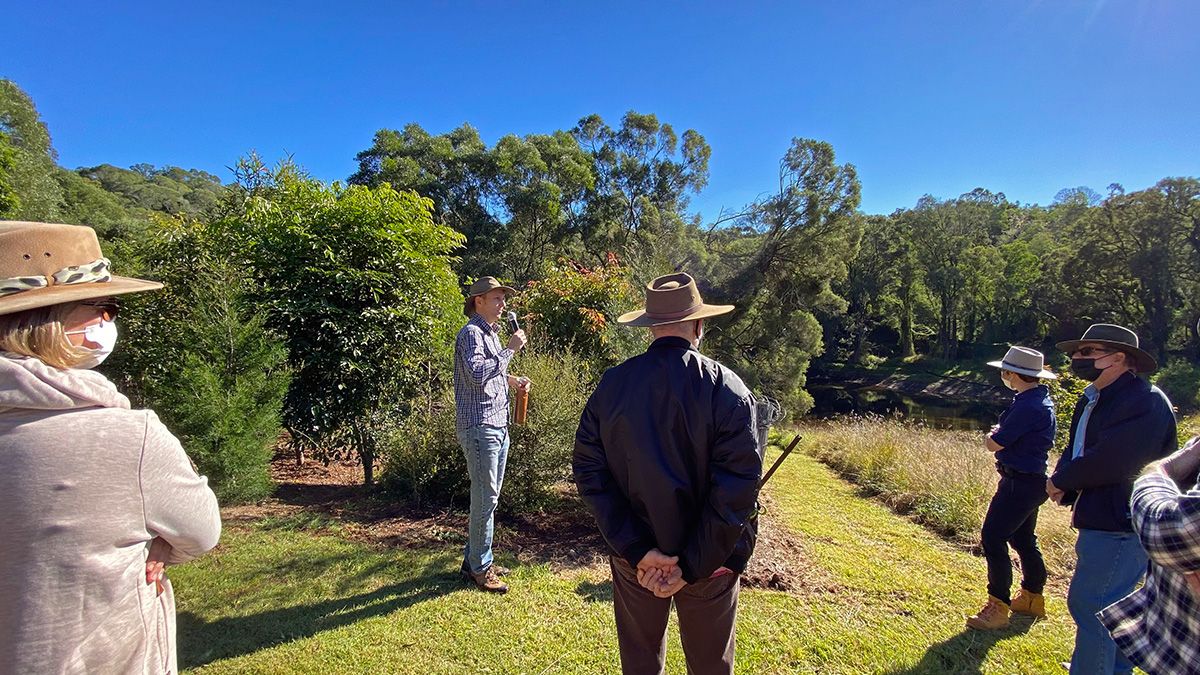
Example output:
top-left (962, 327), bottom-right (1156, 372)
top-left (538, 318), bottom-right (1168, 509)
top-left (0, 303), bottom-right (92, 369)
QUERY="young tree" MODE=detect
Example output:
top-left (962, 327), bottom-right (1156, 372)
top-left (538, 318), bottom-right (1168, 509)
top-left (226, 158), bottom-right (465, 485)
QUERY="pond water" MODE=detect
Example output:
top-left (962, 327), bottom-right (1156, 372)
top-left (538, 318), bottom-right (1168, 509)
top-left (807, 383), bottom-right (1006, 431)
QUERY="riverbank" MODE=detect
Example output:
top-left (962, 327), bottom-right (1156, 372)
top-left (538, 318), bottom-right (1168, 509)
top-left (810, 357), bottom-right (1011, 407)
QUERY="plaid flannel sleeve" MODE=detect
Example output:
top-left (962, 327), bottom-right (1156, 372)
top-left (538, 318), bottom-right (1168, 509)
top-left (1130, 469), bottom-right (1200, 573)
top-left (457, 324), bottom-right (512, 386)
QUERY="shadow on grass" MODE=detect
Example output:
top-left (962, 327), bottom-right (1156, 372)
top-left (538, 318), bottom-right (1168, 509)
top-left (177, 552), bottom-right (463, 670)
top-left (884, 615), bottom-right (1035, 675)
top-left (575, 579), bottom-right (613, 603)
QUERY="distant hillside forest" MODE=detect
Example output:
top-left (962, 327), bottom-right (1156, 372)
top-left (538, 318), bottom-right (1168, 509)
top-left (3, 77), bottom-right (1197, 424)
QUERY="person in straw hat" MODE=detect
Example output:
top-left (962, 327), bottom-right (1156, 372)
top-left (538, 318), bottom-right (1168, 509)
top-left (0, 221), bottom-right (221, 673)
top-left (573, 272), bottom-right (762, 675)
top-left (1046, 323), bottom-right (1177, 675)
top-left (966, 346), bottom-right (1058, 631)
top-left (454, 276), bottom-right (530, 594)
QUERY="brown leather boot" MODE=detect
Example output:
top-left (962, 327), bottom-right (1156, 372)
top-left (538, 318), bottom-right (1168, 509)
top-left (966, 595), bottom-right (1010, 630)
top-left (461, 561), bottom-right (509, 578)
top-left (469, 565), bottom-right (509, 594)
top-left (1010, 588), bottom-right (1046, 617)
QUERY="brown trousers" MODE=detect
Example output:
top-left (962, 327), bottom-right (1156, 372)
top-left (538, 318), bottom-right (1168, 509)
top-left (609, 556), bottom-right (740, 675)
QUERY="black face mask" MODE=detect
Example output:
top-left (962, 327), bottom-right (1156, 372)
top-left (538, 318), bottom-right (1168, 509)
top-left (1070, 358), bottom-right (1104, 382)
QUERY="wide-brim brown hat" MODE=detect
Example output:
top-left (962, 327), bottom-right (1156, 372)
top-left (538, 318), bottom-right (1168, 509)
top-left (617, 272), bottom-right (734, 327)
top-left (1056, 323), bottom-right (1157, 373)
top-left (463, 275), bottom-right (517, 317)
top-left (0, 221), bottom-right (162, 317)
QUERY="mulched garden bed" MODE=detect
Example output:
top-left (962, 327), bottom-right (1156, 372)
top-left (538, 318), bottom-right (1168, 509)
top-left (222, 453), bottom-right (831, 594)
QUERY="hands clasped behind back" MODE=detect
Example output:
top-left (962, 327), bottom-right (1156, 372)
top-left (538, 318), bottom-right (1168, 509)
top-left (637, 548), bottom-right (688, 598)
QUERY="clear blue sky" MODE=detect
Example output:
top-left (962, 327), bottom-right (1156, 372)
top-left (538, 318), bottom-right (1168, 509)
top-left (4, 1), bottom-right (1197, 217)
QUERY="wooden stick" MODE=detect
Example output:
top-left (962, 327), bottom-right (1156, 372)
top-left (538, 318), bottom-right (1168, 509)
top-left (760, 434), bottom-right (802, 488)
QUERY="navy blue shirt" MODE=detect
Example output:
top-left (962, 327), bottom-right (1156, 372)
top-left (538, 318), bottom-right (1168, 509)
top-left (991, 385), bottom-right (1056, 475)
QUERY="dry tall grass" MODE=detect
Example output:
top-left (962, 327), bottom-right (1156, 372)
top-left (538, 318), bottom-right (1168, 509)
top-left (799, 416), bottom-right (1077, 583)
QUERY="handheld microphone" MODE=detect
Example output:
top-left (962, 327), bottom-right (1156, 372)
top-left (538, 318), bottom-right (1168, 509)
top-left (506, 311), bottom-right (520, 334)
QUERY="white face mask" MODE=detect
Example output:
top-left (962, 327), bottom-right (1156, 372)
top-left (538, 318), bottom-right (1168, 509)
top-left (1000, 372), bottom-right (1017, 391)
top-left (66, 319), bottom-right (118, 369)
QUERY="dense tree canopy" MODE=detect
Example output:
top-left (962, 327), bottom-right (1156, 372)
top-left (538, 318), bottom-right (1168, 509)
top-left (3, 76), bottom-right (1197, 441)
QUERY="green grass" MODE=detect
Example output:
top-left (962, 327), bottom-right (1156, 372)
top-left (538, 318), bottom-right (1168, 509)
top-left (1180, 411), bottom-right (1199, 440)
top-left (173, 447), bottom-right (1076, 674)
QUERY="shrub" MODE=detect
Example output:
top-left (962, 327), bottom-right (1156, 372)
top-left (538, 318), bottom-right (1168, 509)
top-left (505, 349), bottom-right (594, 509)
top-left (509, 256), bottom-right (641, 370)
top-left (381, 349), bottom-right (593, 511)
top-left (1154, 360), bottom-right (1200, 414)
top-left (107, 216), bottom-right (289, 503)
top-left (221, 157), bottom-right (465, 485)
top-left (377, 386), bottom-right (466, 507)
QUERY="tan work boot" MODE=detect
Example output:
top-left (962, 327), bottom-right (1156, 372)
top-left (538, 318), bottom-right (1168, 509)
top-left (966, 595), bottom-right (1010, 630)
top-left (1010, 588), bottom-right (1046, 617)
top-left (469, 565), bottom-right (509, 594)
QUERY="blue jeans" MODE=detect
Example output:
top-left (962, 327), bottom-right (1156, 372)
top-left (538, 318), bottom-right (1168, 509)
top-left (1067, 529), bottom-right (1147, 675)
top-left (457, 424), bottom-right (510, 574)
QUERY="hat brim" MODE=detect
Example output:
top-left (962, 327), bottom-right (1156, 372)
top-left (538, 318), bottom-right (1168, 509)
top-left (1055, 339), bottom-right (1158, 373)
top-left (616, 303), bottom-right (735, 327)
top-left (0, 275), bottom-right (164, 318)
top-left (467, 285), bottom-right (517, 298)
top-left (986, 360), bottom-right (1058, 380)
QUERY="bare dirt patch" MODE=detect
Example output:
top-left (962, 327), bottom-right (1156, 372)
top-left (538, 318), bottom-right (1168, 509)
top-left (222, 455), bottom-right (828, 595)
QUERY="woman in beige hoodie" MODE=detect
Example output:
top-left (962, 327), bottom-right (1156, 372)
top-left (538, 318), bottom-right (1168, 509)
top-left (0, 221), bottom-right (222, 674)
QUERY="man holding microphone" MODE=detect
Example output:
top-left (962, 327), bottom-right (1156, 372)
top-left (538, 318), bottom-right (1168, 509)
top-left (455, 276), bottom-right (531, 594)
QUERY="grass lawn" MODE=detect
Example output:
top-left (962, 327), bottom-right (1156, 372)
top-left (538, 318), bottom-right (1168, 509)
top-left (174, 447), bottom-right (1076, 674)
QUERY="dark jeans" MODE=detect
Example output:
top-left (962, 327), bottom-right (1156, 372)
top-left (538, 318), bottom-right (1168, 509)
top-left (609, 556), bottom-right (739, 675)
top-left (980, 470), bottom-right (1048, 604)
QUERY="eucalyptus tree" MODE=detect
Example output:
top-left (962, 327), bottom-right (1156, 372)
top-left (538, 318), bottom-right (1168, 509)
top-left (1059, 181), bottom-right (1198, 362)
top-left (908, 189), bottom-right (1009, 358)
top-left (350, 123), bottom-right (504, 276)
top-left (840, 214), bottom-right (902, 363)
top-left (571, 111), bottom-right (710, 275)
top-left (491, 130), bottom-right (594, 279)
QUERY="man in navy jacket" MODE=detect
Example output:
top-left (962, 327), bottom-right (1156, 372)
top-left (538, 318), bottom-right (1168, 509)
top-left (574, 273), bottom-right (761, 675)
top-left (1048, 324), bottom-right (1177, 675)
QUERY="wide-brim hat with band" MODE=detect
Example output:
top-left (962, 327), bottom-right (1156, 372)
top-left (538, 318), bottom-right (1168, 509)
top-left (462, 275), bottom-right (517, 317)
top-left (1056, 323), bottom-right (1157, 373)
top-left (617, 272), bottom-right (734, 327)
top-left (0, 221), bottom-right (163, 317)
top-left (986, 345), bottom-right (1057, 380)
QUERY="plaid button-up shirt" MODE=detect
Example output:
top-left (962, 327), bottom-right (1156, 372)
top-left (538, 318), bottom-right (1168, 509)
top-left (1099, 464), bottom-right (1200, 675)
top-left (453, 313), bottom-right (513, 430)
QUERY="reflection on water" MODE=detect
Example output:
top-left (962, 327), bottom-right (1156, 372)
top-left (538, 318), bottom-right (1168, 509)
top-left (808, 384), bottom-right (1005, 431)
